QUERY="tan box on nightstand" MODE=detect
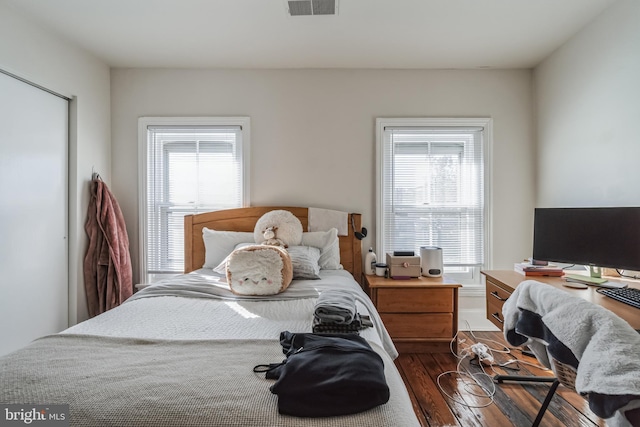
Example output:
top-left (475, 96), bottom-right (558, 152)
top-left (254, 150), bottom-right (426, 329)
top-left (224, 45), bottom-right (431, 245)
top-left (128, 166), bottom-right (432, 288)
top-left (386, 253), bottom-right (421, 278)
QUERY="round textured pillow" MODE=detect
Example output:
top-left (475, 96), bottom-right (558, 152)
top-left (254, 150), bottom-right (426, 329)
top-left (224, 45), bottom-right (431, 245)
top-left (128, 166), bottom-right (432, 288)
top-left (254, 210), bottom-right (303, 247)
top-left (226, 245), bottom-right (293, 295)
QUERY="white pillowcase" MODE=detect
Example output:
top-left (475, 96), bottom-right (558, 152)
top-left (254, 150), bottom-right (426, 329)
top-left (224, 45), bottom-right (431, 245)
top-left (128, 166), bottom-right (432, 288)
top-left (287, 246), bottom-right (322, 279)
top-left (203, 226), bottom-right (341, 271)
top-left (301, 228), bottom-right (342, 270)
top-left (213, 242), bottom-right (254, 274)
top-left (215, 244), bottom-right (321, 280)
top-left (202, 228), bottom-right (254, 269)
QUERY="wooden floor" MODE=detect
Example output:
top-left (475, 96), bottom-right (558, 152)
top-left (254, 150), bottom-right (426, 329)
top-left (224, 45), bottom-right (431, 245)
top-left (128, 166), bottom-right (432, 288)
top-left (395, 331), bottom-right (606, 427)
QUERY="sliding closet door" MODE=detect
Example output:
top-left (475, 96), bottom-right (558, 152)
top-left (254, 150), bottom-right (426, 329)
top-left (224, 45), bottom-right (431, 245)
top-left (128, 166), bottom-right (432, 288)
top-left (0, 71), bottom-right (68, 356)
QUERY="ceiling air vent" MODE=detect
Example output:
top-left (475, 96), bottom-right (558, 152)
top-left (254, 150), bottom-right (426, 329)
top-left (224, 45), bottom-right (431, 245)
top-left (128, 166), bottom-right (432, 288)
top-left (287, 0), bottom-right (337, 16)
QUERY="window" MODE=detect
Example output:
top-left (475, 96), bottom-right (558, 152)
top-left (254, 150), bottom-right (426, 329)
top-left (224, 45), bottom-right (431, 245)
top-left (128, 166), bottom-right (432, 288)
top-left (376, 118), bottom-right (491, 285)
top-left (139, 117), bottom-right (250, 283)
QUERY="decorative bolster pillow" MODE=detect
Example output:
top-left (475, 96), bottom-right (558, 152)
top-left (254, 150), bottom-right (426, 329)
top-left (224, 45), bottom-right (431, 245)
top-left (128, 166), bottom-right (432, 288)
top-left (226, 245), bottom-right (293, 296)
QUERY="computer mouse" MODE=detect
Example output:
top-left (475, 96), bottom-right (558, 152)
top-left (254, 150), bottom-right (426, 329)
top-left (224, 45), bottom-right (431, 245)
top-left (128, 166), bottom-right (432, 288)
top-left (562, 282), bottom-right (588, 289)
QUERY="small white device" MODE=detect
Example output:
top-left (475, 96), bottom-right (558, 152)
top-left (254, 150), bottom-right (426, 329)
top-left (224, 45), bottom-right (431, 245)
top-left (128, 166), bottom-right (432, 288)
top-left (420, 246), bottom-right (443, 277)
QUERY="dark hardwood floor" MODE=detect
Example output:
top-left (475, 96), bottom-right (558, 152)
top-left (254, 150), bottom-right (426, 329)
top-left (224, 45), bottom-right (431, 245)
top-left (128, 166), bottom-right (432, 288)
top-left (395, 331), bottom-right (606, 427)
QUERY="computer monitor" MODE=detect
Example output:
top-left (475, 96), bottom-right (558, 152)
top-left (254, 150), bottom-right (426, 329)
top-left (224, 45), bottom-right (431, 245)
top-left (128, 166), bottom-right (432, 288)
top-left (532, 207), bottom-right (640, 271)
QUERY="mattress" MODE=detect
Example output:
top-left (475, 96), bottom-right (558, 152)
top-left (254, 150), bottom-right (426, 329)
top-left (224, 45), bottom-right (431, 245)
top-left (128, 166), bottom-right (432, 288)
top-left (1, 269), bottom-right (420, 426)
top-left (65, 269), bottom-right (397, 357)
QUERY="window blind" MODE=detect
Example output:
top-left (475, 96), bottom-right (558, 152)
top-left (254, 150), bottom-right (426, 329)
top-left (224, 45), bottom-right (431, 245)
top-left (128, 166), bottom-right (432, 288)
top-left (380, 126), bottom-right (485, 267)
top-left (146, 125), bottom-right (244, 275)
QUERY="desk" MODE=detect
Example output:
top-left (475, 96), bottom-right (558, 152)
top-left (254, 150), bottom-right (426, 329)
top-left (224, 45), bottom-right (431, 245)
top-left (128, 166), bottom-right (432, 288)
top-left (482, 270), bottom-right (640, 331)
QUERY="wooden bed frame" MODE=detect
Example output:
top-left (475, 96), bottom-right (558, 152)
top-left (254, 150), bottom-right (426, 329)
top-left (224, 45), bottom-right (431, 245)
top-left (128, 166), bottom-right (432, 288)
top-left (184, 206), bottom-right (363, 283)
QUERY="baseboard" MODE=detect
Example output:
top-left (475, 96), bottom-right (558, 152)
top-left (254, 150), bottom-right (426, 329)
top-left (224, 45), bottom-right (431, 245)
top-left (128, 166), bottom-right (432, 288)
top-left (458, 308), bottom-right (499, 331)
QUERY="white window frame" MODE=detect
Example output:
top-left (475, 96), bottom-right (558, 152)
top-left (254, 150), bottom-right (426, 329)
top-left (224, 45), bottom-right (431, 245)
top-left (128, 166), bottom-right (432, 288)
top-left (375, 117), bottom-right (492, 293)
top-left (138, 116), bottom-right (251, 283)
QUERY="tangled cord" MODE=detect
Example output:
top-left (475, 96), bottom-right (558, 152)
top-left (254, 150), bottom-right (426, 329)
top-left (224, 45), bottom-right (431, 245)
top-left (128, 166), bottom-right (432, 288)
top-left (436, 321), bottom-right (547, 408)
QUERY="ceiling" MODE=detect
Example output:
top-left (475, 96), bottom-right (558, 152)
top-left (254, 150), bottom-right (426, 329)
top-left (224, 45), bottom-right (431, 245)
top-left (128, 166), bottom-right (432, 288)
top-left (5, 0), bottom-right (617, 69)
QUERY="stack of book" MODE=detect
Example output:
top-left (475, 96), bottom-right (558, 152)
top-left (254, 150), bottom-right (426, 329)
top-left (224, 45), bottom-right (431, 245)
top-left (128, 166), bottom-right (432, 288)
top-left (514, 262), bottom-right (564, 277)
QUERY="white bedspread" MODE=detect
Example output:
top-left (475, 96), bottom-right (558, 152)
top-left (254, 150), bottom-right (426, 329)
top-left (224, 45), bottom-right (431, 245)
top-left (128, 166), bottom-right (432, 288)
top-left (2, 268), bottom-right (421, 426)
top-left (64, 269), bottom-right (399, 359)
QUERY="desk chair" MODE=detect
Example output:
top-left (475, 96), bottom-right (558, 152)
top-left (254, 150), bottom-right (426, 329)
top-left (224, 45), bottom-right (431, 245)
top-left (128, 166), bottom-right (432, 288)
top-left (500, 280), bottom-right (640, 427)
top-left (494, 355), bottom-right (577, 427)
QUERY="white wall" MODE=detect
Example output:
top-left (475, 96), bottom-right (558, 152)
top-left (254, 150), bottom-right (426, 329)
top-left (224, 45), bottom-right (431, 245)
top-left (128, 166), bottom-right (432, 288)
top-left (0, 3), bottom-right (111, 324)
top-left (111, 68), bottom-right (536, 329)
top-left (2, 0), bottom-right (634, 330)
top-left (534, 0), bottom-right (640, 207)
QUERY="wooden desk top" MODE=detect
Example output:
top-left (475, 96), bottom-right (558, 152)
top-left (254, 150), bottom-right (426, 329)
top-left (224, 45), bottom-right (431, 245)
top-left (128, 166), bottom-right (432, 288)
top-left (482, 270), bottom-right (640, 330)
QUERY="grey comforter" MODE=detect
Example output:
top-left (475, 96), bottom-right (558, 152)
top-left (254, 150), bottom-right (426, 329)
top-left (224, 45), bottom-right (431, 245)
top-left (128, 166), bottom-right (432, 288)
top-left (1, 334), bottom-right (418, 426)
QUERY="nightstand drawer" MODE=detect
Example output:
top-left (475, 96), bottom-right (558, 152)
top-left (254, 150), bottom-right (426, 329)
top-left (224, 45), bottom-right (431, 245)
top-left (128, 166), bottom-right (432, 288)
top-left (381, 313), bottom-right (453, 338)
top-left (376, 288), bottom-right (453, 313)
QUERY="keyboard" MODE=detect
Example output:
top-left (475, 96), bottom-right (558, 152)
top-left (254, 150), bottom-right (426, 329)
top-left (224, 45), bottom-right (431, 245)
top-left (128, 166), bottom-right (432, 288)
top-left (597, 287), bottom-right (640, 309)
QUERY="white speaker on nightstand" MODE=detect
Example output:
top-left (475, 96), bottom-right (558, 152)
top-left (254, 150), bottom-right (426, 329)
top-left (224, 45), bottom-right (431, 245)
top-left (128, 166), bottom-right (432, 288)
top-left (420, 246), bottom-right (443, 277)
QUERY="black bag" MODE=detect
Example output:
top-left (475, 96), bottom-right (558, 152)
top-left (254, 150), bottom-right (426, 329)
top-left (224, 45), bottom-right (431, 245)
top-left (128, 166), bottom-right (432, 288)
top-left (255, 331), bottom-right (390, 417)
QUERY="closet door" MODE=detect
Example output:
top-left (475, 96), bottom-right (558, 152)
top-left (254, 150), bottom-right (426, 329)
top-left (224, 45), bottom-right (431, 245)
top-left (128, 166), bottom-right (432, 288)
top-left (0, 71), bottom-right (68, 356)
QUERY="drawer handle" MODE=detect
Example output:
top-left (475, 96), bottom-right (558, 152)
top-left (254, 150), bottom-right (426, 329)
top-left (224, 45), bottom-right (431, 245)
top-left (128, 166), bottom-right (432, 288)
top-left (491, 312), bottom-right (504, 324)
top-left (490, 291), bottom-right (507, 302)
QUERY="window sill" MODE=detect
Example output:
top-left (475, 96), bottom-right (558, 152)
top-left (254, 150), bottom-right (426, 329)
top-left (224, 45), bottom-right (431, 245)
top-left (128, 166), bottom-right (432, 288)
top-left (458, 283), bottom-right (485, 297)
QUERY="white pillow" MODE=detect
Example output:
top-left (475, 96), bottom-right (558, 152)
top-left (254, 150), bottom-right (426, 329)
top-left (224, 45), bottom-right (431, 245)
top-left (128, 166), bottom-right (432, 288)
top-left (253, 210), bottom-right (303, 247)
top-left (287, 246), bottom-right (322, 279)
top-left (202, 228), bottom-right (254, 269)
top-left (301, 228), bottom-right (342, 270)
top-left (215, 244), bottom-right (321, 279)
top-left (226, 245), bottom-right (292, 295)
top-left (213, 242), bottom-right (254, 274)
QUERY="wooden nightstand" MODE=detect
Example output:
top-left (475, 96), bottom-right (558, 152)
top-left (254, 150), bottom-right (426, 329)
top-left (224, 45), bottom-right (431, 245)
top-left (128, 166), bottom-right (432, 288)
top-left (364, 274), bottom-right (461, 353)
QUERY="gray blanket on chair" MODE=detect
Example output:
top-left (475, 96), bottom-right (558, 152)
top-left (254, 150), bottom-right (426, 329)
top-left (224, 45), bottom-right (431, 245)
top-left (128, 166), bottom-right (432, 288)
top-left (502, 280), bottom-right (640, 427)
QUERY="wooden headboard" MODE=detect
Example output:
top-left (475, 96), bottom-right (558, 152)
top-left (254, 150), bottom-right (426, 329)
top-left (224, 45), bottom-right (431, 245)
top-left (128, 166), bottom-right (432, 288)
top-left (184, 206), bottom-right (363, 282)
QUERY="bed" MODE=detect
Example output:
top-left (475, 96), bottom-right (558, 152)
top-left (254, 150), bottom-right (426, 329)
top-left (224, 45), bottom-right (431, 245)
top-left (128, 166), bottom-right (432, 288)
top-left (0, 206), bottom-right (420, 427)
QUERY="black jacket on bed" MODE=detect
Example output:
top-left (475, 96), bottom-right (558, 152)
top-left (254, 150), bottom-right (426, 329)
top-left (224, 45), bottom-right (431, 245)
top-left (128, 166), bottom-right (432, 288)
top-left (261, 331), bottom-right (390, 417)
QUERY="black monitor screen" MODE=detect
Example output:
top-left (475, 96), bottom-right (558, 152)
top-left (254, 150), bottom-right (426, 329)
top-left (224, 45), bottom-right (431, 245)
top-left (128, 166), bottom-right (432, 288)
top-left (532, 207), bottom-right (640, 271)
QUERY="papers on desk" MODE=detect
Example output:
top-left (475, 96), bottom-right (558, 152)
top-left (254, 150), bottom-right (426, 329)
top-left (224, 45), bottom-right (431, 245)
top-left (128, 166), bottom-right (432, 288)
top-left (564, 274), bottom-right (628, 288)
top-left (563, 273), bottom-right (607, 285)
